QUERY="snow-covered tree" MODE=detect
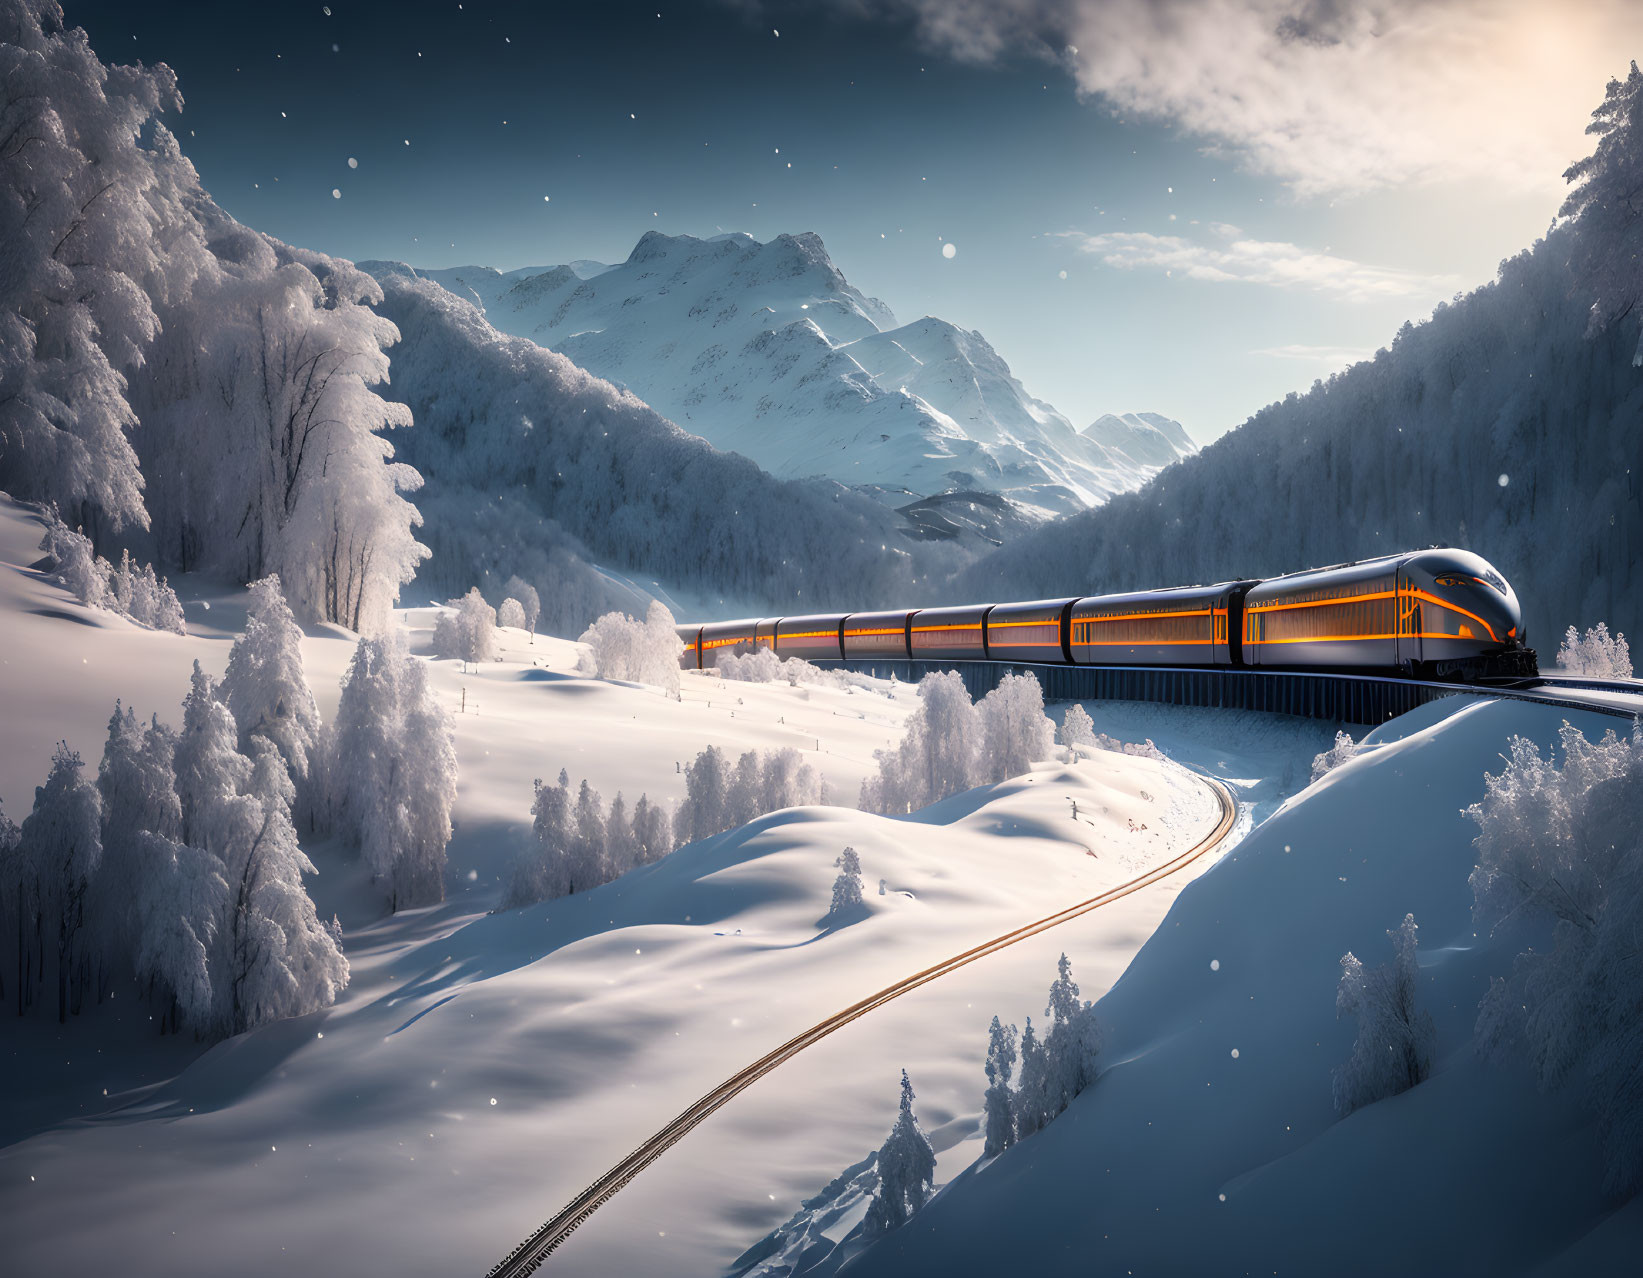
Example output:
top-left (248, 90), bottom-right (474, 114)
top-left (605, 793), bottom-right (636, 877)
top-left (1042, 953), bottom-right (1102, 1118)
top-left (569, 780), bottom-right (607, 894)
top-left (327, 636), bottom-right (456, 910)
top-left (762, 747), bottom-right (822, 812)
top-left (724, 750), bottom-right (763, 830)
top-left (109, 550), bottom-right (186, 633)
top-left (1058, 704), bottom-right (1095, 761)
top-left (630, 793), bottom-right (672, 865)
top-left (1468, 720), bottom-right (1643, 1191)
top-left (131, 828), bottom-right (222, 1033)
top-left (676, 745), bottom-right (729, 846)
top-left (497, 597), bottom-right (527, 630)
top-left (221, 576), bottom-right (321, 783)
top-left (93, 703), bottom-right (180, 965)
top-left (505, 773), bottom-right (572, 907)
top-left (15, 743), bottom-right (103, 1021)
top-left (983, 1015), bottom-right (1018, 1158)
top-left (830, 847), bottom-right (864, 917)
top-left (174, 662), bottom-right (251, 851)
top-left (0, 0), bottom-right (184, 535)
top-left (862, 671), bottom-right (980, 814)
top-left (431, 587), bottom-right (497, 663)
top-left (1560, 61), bottom-right (1643, 367)
top-left (503, 575), bottom-right (540, 637)
top-left (863, 1070), bottom-right (936, 1238)
top-left (577, 601), bottom-right (683, 695)
top-left (1013, 1014), bottom-right (1050, 1139)
top-left (1312, 730), bottom-right (1364, 782)
top-left (1556, 623), bottom-right (1633, 679)
top-left (976, 672), bottom-right (1054, 784)
top-left (213, 739), bottom-right (348, 1034)
top-left (37, 508), bottom-right (110, 608)
top-left (37, 509), bottom-right (186, 631)
top-left (1333, 913), bottom-right (1435, 1116)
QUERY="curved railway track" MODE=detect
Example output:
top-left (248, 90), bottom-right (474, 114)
top-left (485, 774), bottom-right (1238, 1277)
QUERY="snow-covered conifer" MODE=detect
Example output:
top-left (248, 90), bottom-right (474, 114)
top-left (830, 847), bottom-right (864, 917)
top-left (16, 743), bottom-right (103, 1021)
top-left (863, 1070), bottom-right (936, 1238)
top-left (630, 794), bottom-right (671, 866)
top-left (1013, 1015), bottom-right (1050, 1139)
top-left (503, 575), bottom-right (541, 636)
top-left (174, 662), bottom-right (251, 851)
top-left (677, 745), bottom-right (729, 846)
top-left (1333, 913), bottom-right (1435, 1116)
top-left (983, 1015), bottom-right (1018, 1157)
top-left (762, 748), bottom-right (820, 812)
top-left (725, 751), bottom-right (763, 830)
top-left (504, 774), bottom-right (572, 907)
top-left (221, 576), bottom-right (321, 782)
top-left (976, 672), bottom-right (1054, 784)
top-left (37, 509), bottom-right (110, 609)
top-left (605, 793), bottom-right (637, 877)
top-left (329, 636), bottom-right (456, 910)
top-left (1042, 953), bottom-right (1102, 1117)
top-left (569, 780), bottom-right (607, 894)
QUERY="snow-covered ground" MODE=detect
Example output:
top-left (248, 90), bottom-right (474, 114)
top-left (844, 693), bottom-right (1643, 1278)
top-left (0, 494), bottom-right (1331, 1278)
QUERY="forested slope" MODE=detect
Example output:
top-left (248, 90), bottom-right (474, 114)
top-left (959, 68), bottom-right (1643, 651)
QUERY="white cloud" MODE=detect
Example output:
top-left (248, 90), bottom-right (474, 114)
top-left (1252, 343), bottom-right (1379, 363)
top-left (1058, 228), bottom-right (1462, 301)
top-left (828, 0), bottom-right (1642, 198)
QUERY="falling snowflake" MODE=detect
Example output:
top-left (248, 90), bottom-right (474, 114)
top-left (942, 242), bottom-right (957, 259)
top-left (1498, 473), bottom-right (1510, 487)
top-left (331, 188), bottom-right (341, 199)
top-left (1230, 1048), bottom-right (1240, 1059)
top-left (347, 156), bottom-right (358, 169)
top-left (1058, 269), bottom-right (1068, 279)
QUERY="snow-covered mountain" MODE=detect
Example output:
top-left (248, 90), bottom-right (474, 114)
top-left (1083, 411), bottom-right (1198, 469)
top-left (382, 232), bottom-right (1189, 516)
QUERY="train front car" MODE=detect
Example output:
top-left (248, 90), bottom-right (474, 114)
top-left (1397, 549), bottom-right (1535, 679)
top-left (1069, 584), bottom-right (1237, 667)
top-left (1242, 550), bottom-right (1533, 679)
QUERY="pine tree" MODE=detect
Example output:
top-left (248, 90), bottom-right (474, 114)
top-left (1334, 913), bottom-right (1435, 1116)
top-left (221, 575), bottom-right (322, 783)
top-left (830, 847), bottom-right (864, 917)
top-left (1043, 952), bottom-right (1102, 1117)
top-left (863, 1070), bottom-right (936, 1237)
top-left (1059, 704), bottom-right (1095, 760)
top-left (17, 743), bottom-right (103, 1022)
top-left (983, 1015), bottom-right (1018, 1157)
top-left (1014, 1015), bottom-right (1050, 1138)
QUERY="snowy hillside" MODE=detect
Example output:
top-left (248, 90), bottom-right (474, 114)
top-left (1083, 411), bottom-right (1198, 470)
top-left (0, 492), bottom-right (1264, 1278)
top-left (367, 232), bottom-right (1187, 515)
top-left (844, 695), bottom-right (1641, 1277)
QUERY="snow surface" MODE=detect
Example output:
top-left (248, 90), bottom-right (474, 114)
top-left (844, 694), bottom-right (1643, 1278)
top-left (0, 493), bottom-right (1301, 1278)
top-left (361, 233), bottom-right (1195, 515)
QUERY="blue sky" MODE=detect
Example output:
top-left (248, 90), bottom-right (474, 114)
top-left (71, 1), bottom-right (1640, 442)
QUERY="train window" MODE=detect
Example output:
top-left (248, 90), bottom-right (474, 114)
top-left (1435, 570), bottom-right (1506, 595)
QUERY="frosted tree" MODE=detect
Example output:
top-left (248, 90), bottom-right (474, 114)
top-left (37, 509), bottom-right (110, 608)
top-left (1556, 623), bottom-right (1633, 679)
top-left (497, 597), bottom-right (527, 631)
top-left (862, 671), bottom-right (979, 813)
top-left (0, 0), bottom-right (185, 535)
top-left (1333, 913), bottom-right (1435, 1116)
top-left (976, 672), bottom-right (1055, 784)
top-left (604, 793), bottom-right (637, 877)
top-left (761, 748), bottom-right (821, 812)
top-left (1058, 704), bottom-right (1095, 761)
top-left (174, 662), bottom-right (252, 851)
top-left (1013, 1015), bottom-right (1050, 1139)
top-left (432, 587), bottom-right (497, 663)
top-left (1042, 953), bottom-right (1103, 1117)
top-left (830, 847), bottom-right (864, 917)
top-left (109, 551), bottom-right (185, 633)
top-left (569, 780), bottom-right (608, 894)
top-left (863, 1070), bottom-right (936, 1238)
top-left (676, 745), bottom-right (729, 846)
top-left (131, 829), bottom-right (223, 1033)
top-left (630, 794), bottom-right (672, 865)
top-left (982, 1015), bottom-right (1019, 1158)
top-left (1468, 721), bottom-right (1643, 1191)
top-left (577, 601), bottom-right (683, 696)
top-left (221, 576), bottom-right (321, 783)
top-left (214, 739), bottom-right (348, 1034)
top-left (503, 575), bottom-right (541, 637)
top-left (15, 743), bottom-right (103, 1022)
top-left (725, 751), bottom-right (764, 830)
top-left (1311, 730), bottom-right (1364, 782)
top-left (505, 773), bottom-right (572, 907)
top-left (93, 703), bottom-right (181, 973)
top-left (1560, 61), bottom-right (1643, 366)
top-left (328, 636), bottom-right (456, 910)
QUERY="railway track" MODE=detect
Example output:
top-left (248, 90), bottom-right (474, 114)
top-left (484, 774), bottom-right (1237, 1278)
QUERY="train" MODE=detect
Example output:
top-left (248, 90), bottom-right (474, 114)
top-left (675, 548), bottom-right (1538, 683)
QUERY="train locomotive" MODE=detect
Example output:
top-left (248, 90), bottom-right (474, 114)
top-left (676, 548), bottom-right (1537, 683)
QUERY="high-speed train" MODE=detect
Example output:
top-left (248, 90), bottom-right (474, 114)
top-left (677, 548), bottom-right (1538, 682)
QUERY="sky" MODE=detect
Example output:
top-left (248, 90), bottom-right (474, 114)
top-left (67, 0), bottom-right (1643, 443)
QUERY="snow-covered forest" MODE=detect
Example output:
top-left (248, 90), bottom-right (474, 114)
top-left (958, 65), bottom-right (1643, 650)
